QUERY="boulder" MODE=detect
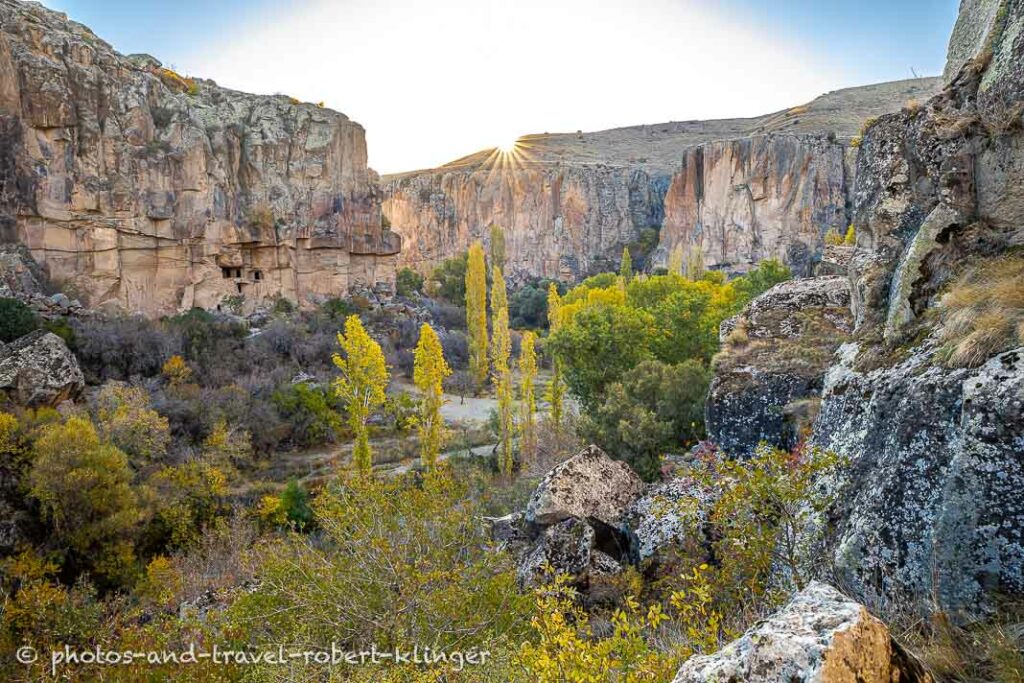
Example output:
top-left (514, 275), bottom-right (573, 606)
top-left (0, 330), bottom-right (84, 407)
top-left (707, 277), bottom-right (852, 457)
top-left (516, 517), bottom-right (623, 589)
top-left (622, 476), bottom-right (716, 564)
top-left (525, 445), bottom-right (644, 527)
top-left (673, 582), bottom-right (933, 683)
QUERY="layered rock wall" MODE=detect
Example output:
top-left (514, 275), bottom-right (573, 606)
top-left (0, 0), bottom-right (399, 316)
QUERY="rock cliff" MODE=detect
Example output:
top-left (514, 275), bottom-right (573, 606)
top-left (0, 0), bottom-right (400, 316)
top-left (383, 79), bottom-right (940, 282)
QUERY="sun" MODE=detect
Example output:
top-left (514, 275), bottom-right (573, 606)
top-left (497, 137), bottom-right (519, 154)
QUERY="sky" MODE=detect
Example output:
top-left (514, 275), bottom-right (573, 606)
top-left (45, 0), bottom-right (959, 174)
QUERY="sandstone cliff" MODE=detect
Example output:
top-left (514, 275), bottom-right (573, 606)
top-left (383, 79), bottom-right (940, 281)
top-left (0, 0), bottom-right (400, 316)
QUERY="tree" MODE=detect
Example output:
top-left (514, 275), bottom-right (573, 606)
top-left (490, 266), bottom-right (514, 475)
top-left (202, 417), bottom-right (253, 469)
top-left (429, 252), bottom-right (468, 303)
top-left (544, 283), bottom-right (566, 430)
top-left (518, 330), bottom-right (538, 462)
top-left (732, 258), bottom-right (792, 305)
top-left (620, 246), bottom-right (633, 283)
top-left (395, 267), bottom-right (424, 297)
top-left (465, 242), bottom-right (489, 388)
top-left (581, 360), bottom-right (710, 480)
top-left (489, 224), bottom-right (507, 270)
top-left (667, 244), bottom-right (684, 275)
top-left (0, 297), bottom-right (37, 342)
top-left (93, 382), bottom-right (171, 463)
top-left (161, 355), bottom-right (192, 386)
top-left (332, 315), bottom-right (389, 473)
top-left (684, 245), bottom-right (705, 281)
top-left (28, 417), bottom-right (140, 586)
top-left (413, 323), bottom-right (451, 469)
top-left (843, 224), bottom-right (857, 246)
top-left (824, 227), bottom-right (844, 246)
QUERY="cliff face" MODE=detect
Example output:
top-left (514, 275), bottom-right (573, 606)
top-left (383, 79), bottom-right (940, 281)
top-left (0, 0), bottom-right (399, 316)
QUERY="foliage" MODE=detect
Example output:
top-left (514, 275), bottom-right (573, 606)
top-left (93, 382), bottom-right (171, 463)
top-left (489, 224), bottom-right (507, 269)
top-left (544, 283), bottom-right (566, 431)
top-left (228, 467), bottom-right (532, 679)
top-left (28, 417), bottom-right (141, 587)
top-left (413, 323), bottom-right (451, 469)
top-left (160, 354), bottom-right (192, 385)
top-left (145, 461), bottom-right (228, 550)
top-left (620, 246), bottom-right (633, 282)
top-left (202, 417), bottom-right (252, 469)
top-left (824, 227), bottom-right (844, 246)
top-left (509, 278), bottom-right (564, 329)
top-left (430, 251), bottom-right (469, 304)
top-left (270, 381), bottom-right (343, 447)
top-left (843, 224), bottom-right (857, 246)
top-left (518, 331), bottom-right (538, 462)
top-left (396, 267), bottom-right (425, 297)
top-left (0, 297), bottom-right (38, 342)
top-left (491, 266), bottom-right (515, 476)
top-left (937, 254), bottom-right (1024, 367)
top-left (466, 242), bottom-right (489, 387)
top-left (258, 479), bottom-right (314, 531)
top-left (581, 360), bottom-right (710, 480)
top-left (731, 258), bottom-right (792, 304)
top-left (333, 315), bottom-right (389, 472)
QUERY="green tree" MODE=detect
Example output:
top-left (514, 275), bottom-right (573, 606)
top-left (28, 418), bottom-right (140, 586)
top-left (547, 302), bottom-right (655, 409)
top-left (465, 242), bottom-right (489, 388)
top-left (395, 267), bottom-right (424, 297)
top-left (413, 323), bottom-right (451, 469)
top-left (0, 297), bottom-right (37, 342)
top-left (491, 266), bottom-right (514, 476)
top-left (332, 315), bottom-right (389, 473)
top-left (581, 360), bottom-right (710, 480)
top-left (518, 330), bottom-right (538, 462)
top-left (429, 252), bottom-right (468, 303)
top-left (620, 246), bottom-right (633, 282)
top-left (489, 224), bottom-right (507, 270)
top-left (544, 283), bottom-right (567, 431)
top-left (732, 258), bottom-right (792, 305)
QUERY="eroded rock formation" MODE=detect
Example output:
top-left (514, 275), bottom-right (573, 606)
top-left (0, 0), bottom-right (400, 316)
top-left (384, 80), bottom-right (940, 282)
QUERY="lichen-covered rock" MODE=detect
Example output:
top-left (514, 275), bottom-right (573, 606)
top-left (0, 330), bottom-right (83, 406)
top-left (516, 518), bottom-right (595, 588)
top-left (673, 582), bottom-right (934, 683)
top-left (812, 344), bottom-right (1024, 614)
top-left (525, 445), bottom-right (644, 527)
top-left (707, 277), bottom-right (852, 457)
top-left (622, 476), bottom-right (715, 563)
top-left (0, 0), bottom-right (399, 316)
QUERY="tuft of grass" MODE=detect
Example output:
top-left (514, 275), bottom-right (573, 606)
top-left (937, 255), bottom-right (1024, 367)
top-left (901, 604), bottom-right (1024, 682)
top-left (905, 98), bottom-right (922, 113)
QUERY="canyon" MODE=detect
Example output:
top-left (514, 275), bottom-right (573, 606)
top-left (383, 78), bottom-right (941, 283)
top-left (0, 0), bottom-right (400, 317)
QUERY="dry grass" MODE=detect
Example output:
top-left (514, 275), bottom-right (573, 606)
top-left (937, 254), bottom-right (1024, 367)
top-left (899, 605), bottom-right (1024, 682)
top-left (905, 98), bottom-right (923, 113)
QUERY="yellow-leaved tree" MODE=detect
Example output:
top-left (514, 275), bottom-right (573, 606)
top-left (491, 266), bottom-right (514, 476)
top-left (620, 246), bottom-right (633, 283)
top-left (333, 315), bottom-right (389, 473)
top-left (518, 330), bottom-right (537, 462)
top-left (465, 241), bottom-right (489, 388)
top-left (413, 323), bottom-right (451, 469)
top-left (544, 282), bottom-right (566, 431)
top-left (667, 243), bottom-right (684, 275)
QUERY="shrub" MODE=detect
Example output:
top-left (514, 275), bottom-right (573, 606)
top-left (937, 254), bottom-right (1024, 367)
top-left (0, 297), bottom-right (37, 342)
top-left (271, 381), bottom-right (343, 448)
top-left (395, 267), bottom-right (424, 297)
top-left (824, 227), bottom-right (845, 246)
top-left (843, 224), bottom-right (857, 246)
top-left (429, 252), bottom-right (469, 304)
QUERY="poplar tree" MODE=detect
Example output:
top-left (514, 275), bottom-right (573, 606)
top-left (489, 224), bottom-right (507, 270)
top-left (333, 315), bottom-right (389, 474)
top-left (684, 245), bottom-right (705, 280)
top-left (518, 330), bottom-right (538, 462)
top-left (413, 323), bottom-right (451, 469)
top-left (466, 241), bottom-right (489, 388)
top-left (667, 244), bottom-right (684, 275)
top-left (620, 246), bottom-right (633, 283)
top-left (544, 282), bottom-right (566, 431)
top-left (491, 266), bottom-right (514, 476)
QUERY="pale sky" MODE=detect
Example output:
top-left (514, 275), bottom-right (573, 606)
top-left (48, 0), bottom-right (958, 174)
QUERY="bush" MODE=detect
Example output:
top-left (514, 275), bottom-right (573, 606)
top-left (0, 297), bottom-right (37, 342)
top-left (731, 258), bottom-right (792, 304)
top-left (429, 252), bottom-right (469, 304)
top-left (395, 267), bottom-right (424, 297)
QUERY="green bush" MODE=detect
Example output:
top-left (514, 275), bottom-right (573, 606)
top-left (430, 252), bottom-right (469, 304)
top-left (395, 267), bottom-right (424, 297)
top-left (0, 298), bottom-right (37, 342)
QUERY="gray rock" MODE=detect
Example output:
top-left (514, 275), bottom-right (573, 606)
top-left (0, 330), bottom-right (84, 407)
top-left (516, 517), bottom-right (596, 589)
top-left (673, 582), bottom-right (933, 682)
top-left (622, 476), bottom-right (716, 563)
top-left (812, 344), bottom-right (1024, 614)
top-left (525, 445), bottom-right (644, 527)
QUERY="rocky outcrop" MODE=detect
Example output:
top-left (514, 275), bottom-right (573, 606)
top-left (657, 134), bottom-right (848, 276)
top-left (812, 344), bottom-right (1024, 614)
top-left (673, 582), bottom-right (933, 683)
top-left (525, 444), bottom-right (645, 526)
top-left (383, 79), bottom-right (940, 282)
top-left (0, 0), bottom-right (400, 316)
top-left (0, 329), bottom-right (84, 406)
top-left (622, 476), bottom-right (715, 565)
top-left (707, 276), bottom-right (852, 457)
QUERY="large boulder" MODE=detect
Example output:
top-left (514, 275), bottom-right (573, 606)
top-left (812, 344), bottom-right (1024, 614)
top-left (707, 277), bottom-right (852, 457)
top-left (516, 517), bottom-right (622, 589)
top-left (673, 582), bottom-right (933, 683)
top-left (525, 445), bottom-right (644, 527)
top-left (0, 330), bottom-right (84, 407)
top-left (622, 476), bottom-right (716, 565)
